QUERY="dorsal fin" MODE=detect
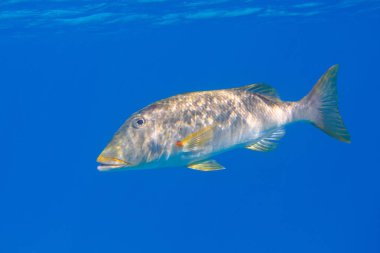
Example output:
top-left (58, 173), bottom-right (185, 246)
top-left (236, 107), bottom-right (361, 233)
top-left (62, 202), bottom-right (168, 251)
top-left (240, 83), bottom-right (279, 99)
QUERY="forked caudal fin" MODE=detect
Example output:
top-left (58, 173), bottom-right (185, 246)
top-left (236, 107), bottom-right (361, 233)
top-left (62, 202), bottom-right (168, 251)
top-left (296, 65), bottom-right (351, 143)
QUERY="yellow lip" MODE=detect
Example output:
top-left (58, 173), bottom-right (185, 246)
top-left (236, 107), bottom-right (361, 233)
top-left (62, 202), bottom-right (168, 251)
top-left (97, 155), bottom-right (128, 165)
top-left (97, 155), bottom-right (129, 171)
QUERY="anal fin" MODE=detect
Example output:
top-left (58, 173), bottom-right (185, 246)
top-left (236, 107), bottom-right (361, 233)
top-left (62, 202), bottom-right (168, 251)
top-left (188, 160), bottom-right (225, 171)
top-left (246, 127), bottom-right (285, 152)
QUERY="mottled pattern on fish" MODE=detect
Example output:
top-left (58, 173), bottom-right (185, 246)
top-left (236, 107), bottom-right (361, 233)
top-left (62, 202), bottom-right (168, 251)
top-left (144, 90), bottom-right (293, 159)
top-left (97, 65), bottom-right (350, 171)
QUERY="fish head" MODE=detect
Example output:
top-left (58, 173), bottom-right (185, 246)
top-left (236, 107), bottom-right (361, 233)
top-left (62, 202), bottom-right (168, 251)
top-left (97, 103), bottom-right (169, 171)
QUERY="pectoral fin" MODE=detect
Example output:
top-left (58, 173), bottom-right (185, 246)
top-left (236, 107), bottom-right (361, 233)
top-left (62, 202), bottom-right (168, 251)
top-left (246, 127), bottom-right (285, 152)
top-left (176, 125), bottom-right (214, 152)
top-left (188, 160), bottom-right (225, 171)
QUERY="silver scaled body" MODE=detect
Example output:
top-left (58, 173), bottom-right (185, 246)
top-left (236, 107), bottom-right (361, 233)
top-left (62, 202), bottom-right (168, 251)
top-left (97, 65), bottom-right (350, 171)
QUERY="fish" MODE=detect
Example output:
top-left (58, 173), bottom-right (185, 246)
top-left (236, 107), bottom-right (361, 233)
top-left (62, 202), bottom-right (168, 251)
top-left (97, 65), bottom-right (350, 172)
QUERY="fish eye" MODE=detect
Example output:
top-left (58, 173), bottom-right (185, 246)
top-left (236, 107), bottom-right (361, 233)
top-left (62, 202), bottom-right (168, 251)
top-left (132, 117), bottom-right (145, 128)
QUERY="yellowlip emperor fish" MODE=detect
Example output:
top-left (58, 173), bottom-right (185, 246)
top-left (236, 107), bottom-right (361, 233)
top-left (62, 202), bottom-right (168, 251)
top-left (97, 65), bottom-right (350, 172)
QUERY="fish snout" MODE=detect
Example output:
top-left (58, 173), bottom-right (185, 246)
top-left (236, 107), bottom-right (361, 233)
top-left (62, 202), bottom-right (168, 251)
top-left (97, 154), bottom-right (128, 171)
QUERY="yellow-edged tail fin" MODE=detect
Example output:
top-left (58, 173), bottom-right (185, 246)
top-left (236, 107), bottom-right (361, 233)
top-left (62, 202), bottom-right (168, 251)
top-left (298, 65), bottom-right (350, 143)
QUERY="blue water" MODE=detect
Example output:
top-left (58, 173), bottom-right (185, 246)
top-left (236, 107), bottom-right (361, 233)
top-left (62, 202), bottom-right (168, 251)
top-left (1, 1), bottom-right (379, 252)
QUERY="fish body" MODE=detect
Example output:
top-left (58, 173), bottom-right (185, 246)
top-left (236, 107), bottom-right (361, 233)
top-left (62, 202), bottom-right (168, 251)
top-left (97, 65), bottom-right (350, 171)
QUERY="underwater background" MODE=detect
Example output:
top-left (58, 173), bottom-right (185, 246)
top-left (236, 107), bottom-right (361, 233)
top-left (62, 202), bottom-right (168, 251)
top-left (1, 1), bottom-right (379, 252)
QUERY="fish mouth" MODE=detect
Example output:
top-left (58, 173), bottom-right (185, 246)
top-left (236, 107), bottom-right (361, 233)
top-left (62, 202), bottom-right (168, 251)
top-left (97, 155), bottom-right (130, 171)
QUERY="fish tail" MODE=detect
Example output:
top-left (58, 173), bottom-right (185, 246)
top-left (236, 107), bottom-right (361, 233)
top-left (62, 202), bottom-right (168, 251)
top-left (295, 65), bottom-right (351, 143)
